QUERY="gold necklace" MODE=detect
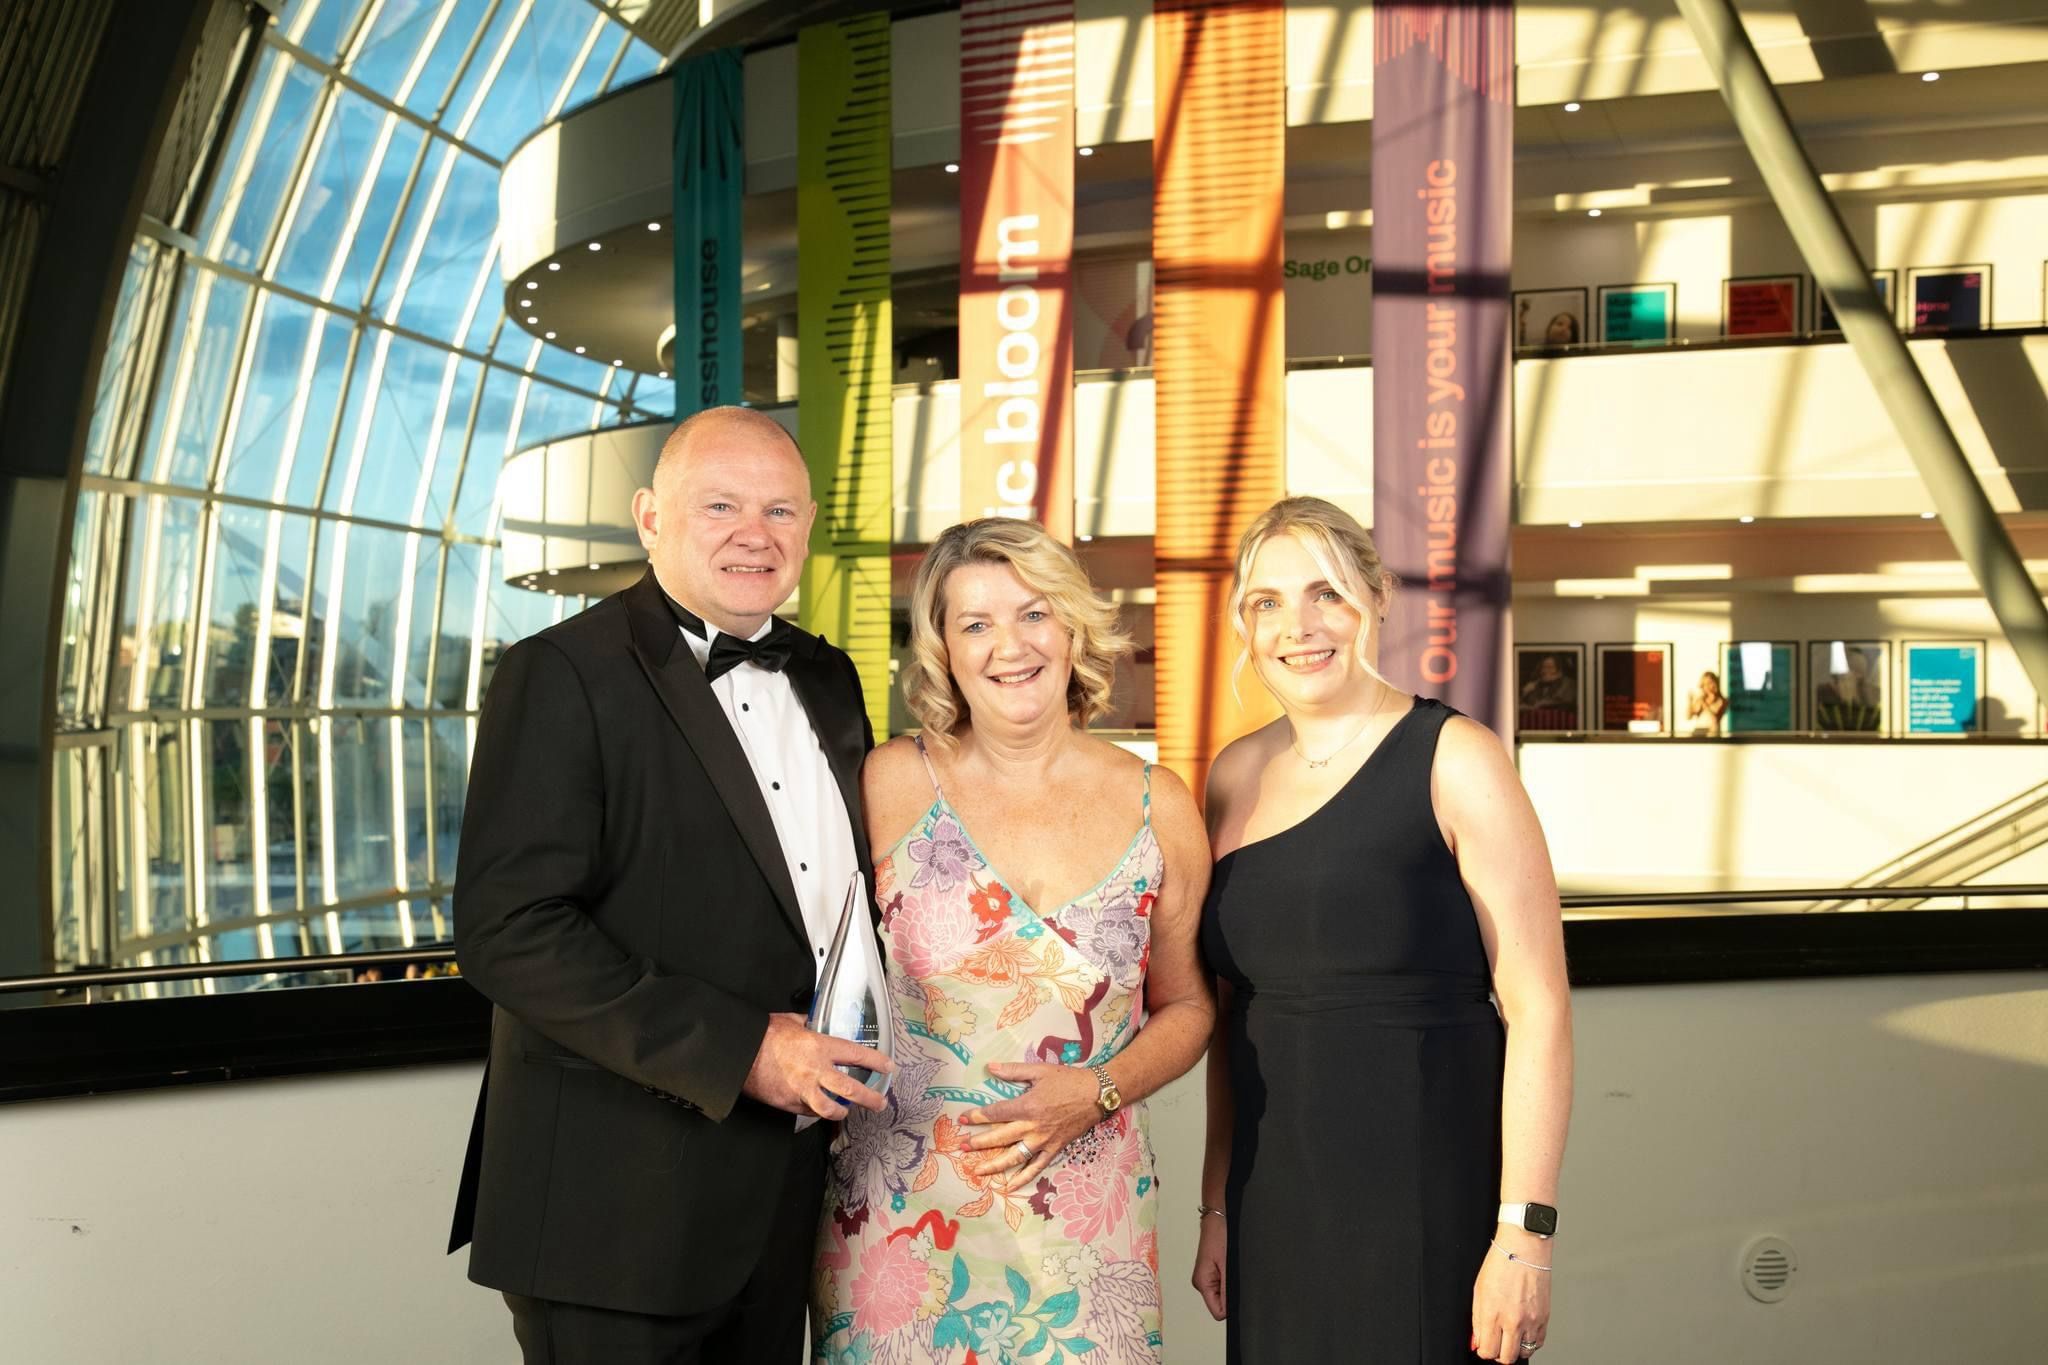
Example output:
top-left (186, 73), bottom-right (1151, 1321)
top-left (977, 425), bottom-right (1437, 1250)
top-left (1289, 683), bottom-right (1392, 769)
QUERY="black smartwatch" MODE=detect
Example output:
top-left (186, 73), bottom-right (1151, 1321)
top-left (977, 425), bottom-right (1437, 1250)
top-left (1498, 1202), bottom-right (1558, 1238)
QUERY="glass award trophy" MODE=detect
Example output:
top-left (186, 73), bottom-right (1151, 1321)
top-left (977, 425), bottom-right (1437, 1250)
top-left (797, 872), bottom-right (895, 1131)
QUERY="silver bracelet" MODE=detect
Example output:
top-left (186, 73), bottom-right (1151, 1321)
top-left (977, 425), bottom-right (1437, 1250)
top-left (1492, 1239), bottom-right (1552, 1273)
top-left (1196, 1204), bottom-right (1226, 1221)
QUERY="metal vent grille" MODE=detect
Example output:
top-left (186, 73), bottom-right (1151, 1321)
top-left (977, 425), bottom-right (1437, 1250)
top-left (150, 0), bottom-right (261, 229)
top-left (0, 0), bottom-right (116, 408)
top-left (1741, 1235), bottom-right (1797, 1303)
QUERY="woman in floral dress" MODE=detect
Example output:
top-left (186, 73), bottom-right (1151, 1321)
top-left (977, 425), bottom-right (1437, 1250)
top-left (813, 519), bottom-right (1214, 1365)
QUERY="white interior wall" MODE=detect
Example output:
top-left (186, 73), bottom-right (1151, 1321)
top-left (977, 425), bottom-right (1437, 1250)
top-left (6, 971), bottom-right (2045, 1363)
top-left (1516, 740), bottom-right (2048, 893)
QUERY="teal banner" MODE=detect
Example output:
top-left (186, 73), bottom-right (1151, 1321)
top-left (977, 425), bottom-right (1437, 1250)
top-left (673, 50), bottom-right (743, 412)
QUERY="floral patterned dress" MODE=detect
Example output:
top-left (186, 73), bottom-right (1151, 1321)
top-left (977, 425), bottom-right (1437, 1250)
top-left (812, 738), bottom-right (1164, 1365)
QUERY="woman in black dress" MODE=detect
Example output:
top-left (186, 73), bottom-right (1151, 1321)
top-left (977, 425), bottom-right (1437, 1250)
top-left (1193, 497), bottom-right (1573, 1364)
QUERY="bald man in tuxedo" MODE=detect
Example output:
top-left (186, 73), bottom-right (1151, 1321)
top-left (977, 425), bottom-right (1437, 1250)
top-left (451, 406), bottom-right (892, 1362)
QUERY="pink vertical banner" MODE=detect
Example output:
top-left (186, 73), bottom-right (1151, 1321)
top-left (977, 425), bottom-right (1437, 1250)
top-left (958, 0), bottom-right (1075, 541)
top-left (1370, 3), bottom-right (1514, 734)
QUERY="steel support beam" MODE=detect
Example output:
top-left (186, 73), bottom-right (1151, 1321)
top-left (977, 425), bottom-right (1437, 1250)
top-left (1676, 0), bottom-right (2048, 702)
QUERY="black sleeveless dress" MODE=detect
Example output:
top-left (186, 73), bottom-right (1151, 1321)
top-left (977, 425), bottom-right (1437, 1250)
top-left (1200, 697), bottom-right (1504, 1363)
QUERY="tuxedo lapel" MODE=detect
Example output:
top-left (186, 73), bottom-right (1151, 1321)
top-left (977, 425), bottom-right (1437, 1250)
top-left (782, 636), bottom-right (874, 890)
top-left (623, 571), bottom-right (807, 948)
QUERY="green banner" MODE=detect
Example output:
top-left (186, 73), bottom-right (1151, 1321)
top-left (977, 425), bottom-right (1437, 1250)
top-left (672, 49), bottom-right (743, 412)
top-left (798, 15), bottom-right (893, 738)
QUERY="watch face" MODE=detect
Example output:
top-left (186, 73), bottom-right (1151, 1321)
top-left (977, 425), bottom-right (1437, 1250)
top-left (1526, 1204), bottom-right (1558, 1236)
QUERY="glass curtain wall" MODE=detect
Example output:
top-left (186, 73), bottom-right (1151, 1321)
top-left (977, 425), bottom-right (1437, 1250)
top-left (54, 0), bottom-right (671, 994)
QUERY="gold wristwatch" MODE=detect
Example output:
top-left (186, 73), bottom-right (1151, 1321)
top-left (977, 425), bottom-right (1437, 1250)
top-left (1090, 1062), bottom-right (1123, 1114)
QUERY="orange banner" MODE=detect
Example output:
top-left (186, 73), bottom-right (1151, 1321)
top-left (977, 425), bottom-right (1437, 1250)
top-left (958, 0), bottom-right (1075, 540)
top-left (1151, 0), bottom-right (1286, 798)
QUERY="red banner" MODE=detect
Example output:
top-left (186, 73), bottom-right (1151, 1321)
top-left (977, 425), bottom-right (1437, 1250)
top-left (1370, 2), bottom-right (1515, 735)
top-left (959, 0), bottom-right (1075, 540)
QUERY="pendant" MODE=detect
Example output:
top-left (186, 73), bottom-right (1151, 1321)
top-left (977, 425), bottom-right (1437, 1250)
top-left (1305, 756), bottom-right (1328, 769)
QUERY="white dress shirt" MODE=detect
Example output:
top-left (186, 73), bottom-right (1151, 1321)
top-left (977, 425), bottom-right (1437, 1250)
top-left (680, 616), bottom-right (862, 982)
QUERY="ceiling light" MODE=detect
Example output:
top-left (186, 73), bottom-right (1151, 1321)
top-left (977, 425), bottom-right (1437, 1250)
top-left (525, 315), bottom-right (538, 324)
top-left (1921, 71), bottom-right (1940, 82)
top-left (944, 162), bottom-right (959, 173)
top-left (1739, 515), bottom-right (1755, 523)
top-left (1587, 208), bottom-right (1602, 217)
top-left (547, 568), bottom-right (559, 576)
top-left (757, 280), bottom-right (772, 291)
top-left (524, 281), bottom-right (537, 291)
top-left (574, 345), bottom-right (586, 354)
top-left (587, 562), bottom-right (601, 571)
top-left (658, 370), bottom-right (668, 379)
top-left (647, 221), bottom-right (661, 231)
top-left (1920, 511), bottom-right (1937, 519)
top-left (544, 330), bottom-right (556, 339)
top-left (1564, 102), bottom-right (1581, 112)
top-left (1078, 146), bottom-right (1094, 157)
top-left (613, 359), bottom-right (623, 367)
top-left (587, 241), bottom-right (602, 252)
top-left (547, 262), bottom-right (561, 272)
top-left (1568, 520), bottom-right (1583, 528)
top-left (1077, 533), bottom-right (1094, 542)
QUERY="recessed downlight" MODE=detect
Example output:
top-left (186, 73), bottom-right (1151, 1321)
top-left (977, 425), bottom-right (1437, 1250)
top-left (1564, 102), bottom-right (1581, 112)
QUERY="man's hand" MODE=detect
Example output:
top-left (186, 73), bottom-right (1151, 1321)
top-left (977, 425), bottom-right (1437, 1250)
top-left (742, 1012), bottom-right (895, 1119)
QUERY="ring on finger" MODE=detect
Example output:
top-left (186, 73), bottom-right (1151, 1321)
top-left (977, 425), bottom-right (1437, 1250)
top-left (1013, 1141), bottom-right (1033, 1161)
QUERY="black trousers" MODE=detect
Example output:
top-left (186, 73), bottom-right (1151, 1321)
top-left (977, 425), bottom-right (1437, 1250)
top-left (502, 1126), bottom-right (828, 1364)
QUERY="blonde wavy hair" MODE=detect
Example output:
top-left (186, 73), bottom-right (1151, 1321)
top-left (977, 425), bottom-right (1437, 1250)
top-left (1229, 496), bottom-right (1400, 696)
top-left (904, 519), bottom-right (1129, 743)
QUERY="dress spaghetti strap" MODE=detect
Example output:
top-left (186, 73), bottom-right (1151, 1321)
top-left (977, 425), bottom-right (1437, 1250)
top-left (1141, 761), bottom-right (1154, 826)
top-left (910, 733), bottom-right (945, 801)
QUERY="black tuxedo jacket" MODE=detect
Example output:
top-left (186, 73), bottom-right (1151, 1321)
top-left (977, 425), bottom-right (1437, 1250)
top-left (448, 568), bottom-right (873, 1316)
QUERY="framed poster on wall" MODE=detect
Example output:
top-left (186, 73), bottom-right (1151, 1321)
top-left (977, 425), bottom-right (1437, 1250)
top-left (1808, 639), bottom-right (1889, 734)
top-left (1722, 274), bottom-right (1803, 337)
top-left (1515, 643), bottom-right (1585, 732)
top-left (1720, 640), bottom-right (1798, 733)
top-left (1816, 269), bottom-right (1895, 333)
top-left (1902, 640), bottom-right (1984, 734)
top-left (1512, 288), bottom-right (1589, 351)
top-left (1597, 282), bottom-right (1677, 345)
top-left (1595, 642), bottom-right (1672, 734)
top-left (1907, 265), bottom-right (1991, 333)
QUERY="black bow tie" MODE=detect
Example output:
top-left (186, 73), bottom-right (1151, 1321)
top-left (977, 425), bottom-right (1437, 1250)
top-left (705, 626), bottom-right (793, 681)
top-left (668, 596), bottom-right (794, 681)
